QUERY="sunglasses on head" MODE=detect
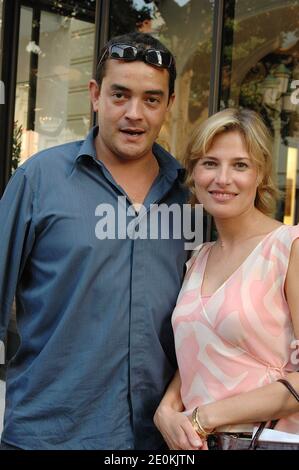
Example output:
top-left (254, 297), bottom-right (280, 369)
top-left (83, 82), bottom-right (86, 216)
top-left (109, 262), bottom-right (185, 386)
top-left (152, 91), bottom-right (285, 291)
top-left (99, 43), bottom-right (173, 69)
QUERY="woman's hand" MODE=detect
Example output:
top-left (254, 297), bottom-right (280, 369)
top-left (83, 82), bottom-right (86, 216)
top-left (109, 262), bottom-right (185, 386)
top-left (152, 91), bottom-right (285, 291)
top-left (154, 404), bottom-right (208, 450)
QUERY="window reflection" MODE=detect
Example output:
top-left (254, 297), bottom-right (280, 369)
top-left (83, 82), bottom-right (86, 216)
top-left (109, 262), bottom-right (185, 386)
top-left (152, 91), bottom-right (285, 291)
top-left (220, 0), bottom-right (299, 224)
top-left (109, 0), bottom-right (213, 160)
top-left (14, 3), bottom-right (95, 167)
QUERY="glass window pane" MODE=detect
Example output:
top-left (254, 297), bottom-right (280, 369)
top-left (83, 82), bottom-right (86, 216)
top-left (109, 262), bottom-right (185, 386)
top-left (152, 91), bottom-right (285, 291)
top-left (109, 0), bottom-right (214, 160)
top-left (220, 0), bottom-right (299, 224)
top-left (13, 4), bottom-right (95, 168)
top-left (13, 6), bottom-right (32, 170)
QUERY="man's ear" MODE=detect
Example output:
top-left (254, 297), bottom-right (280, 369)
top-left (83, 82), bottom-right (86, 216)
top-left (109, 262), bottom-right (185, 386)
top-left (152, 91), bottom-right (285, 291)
top-left (167, 93), bottom-right (175, 111)
top-left (89, 79), bottom-right (101, 112)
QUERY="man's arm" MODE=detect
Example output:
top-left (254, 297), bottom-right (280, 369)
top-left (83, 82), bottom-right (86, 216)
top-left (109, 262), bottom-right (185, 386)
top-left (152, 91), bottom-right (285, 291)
top-left (0, 168), bottom-right (35, 341)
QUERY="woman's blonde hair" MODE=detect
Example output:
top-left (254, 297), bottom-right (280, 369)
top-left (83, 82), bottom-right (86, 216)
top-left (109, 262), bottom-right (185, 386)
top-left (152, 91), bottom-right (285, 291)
top-left (184, 108), bottom-right (281, 216)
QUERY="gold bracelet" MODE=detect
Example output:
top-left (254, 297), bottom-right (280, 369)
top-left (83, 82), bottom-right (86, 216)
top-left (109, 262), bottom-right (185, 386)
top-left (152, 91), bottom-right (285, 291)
top-left (191, 407), bottom-right (213, 439)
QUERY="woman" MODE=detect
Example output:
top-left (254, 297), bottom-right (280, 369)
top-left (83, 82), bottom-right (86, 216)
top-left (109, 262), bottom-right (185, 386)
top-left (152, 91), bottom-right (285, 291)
top-left (154, 108), bottom-right (299, 450)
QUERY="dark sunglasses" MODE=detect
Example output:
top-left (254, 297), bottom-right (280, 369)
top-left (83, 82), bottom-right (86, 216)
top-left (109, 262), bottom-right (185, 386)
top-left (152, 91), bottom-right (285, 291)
top-left (99, 43), bottom-right (173, 69)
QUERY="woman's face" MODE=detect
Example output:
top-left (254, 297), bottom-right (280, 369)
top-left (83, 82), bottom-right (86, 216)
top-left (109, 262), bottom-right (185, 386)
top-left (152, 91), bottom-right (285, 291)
top-left (192, 130), bottom-right (260, 220)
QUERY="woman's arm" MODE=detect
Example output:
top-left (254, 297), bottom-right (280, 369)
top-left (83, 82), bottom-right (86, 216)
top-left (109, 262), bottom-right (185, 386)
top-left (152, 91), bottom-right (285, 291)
top-left (154, 370), bottom-right (206, 450)
top-left (285, 239), bottom-right (299, 342)
top-left (196, 373), bottom-right (299, 431)
top-left (196, 238), bottom-right (299, 432)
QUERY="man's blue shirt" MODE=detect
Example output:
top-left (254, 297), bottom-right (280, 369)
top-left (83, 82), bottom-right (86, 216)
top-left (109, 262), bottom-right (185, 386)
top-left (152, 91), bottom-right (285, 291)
top-left (0, 127), bottom-right (189, 449)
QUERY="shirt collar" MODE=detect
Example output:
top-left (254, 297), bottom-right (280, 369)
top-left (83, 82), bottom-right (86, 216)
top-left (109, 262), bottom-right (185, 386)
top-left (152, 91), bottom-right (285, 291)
top-left (152, 142), bottom-right (185, 182)
top-left (75, 126), bottom-right (185, 181)
top-left (75, 126), bottom-right (98, 163)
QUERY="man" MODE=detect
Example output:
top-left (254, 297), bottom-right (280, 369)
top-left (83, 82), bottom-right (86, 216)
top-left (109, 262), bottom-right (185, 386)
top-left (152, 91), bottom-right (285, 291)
top-left (0, 32), bottom-right (189, 450)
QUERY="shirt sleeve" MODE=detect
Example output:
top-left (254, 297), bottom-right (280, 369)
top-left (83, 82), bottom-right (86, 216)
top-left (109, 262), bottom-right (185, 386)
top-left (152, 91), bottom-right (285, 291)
top-left (0, 168), bottom-right (36, 340)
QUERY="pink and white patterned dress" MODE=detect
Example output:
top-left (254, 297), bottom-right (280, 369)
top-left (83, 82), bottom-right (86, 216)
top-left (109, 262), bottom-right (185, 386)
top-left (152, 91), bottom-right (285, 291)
top-left (172, 224), bottom-right (299, 433)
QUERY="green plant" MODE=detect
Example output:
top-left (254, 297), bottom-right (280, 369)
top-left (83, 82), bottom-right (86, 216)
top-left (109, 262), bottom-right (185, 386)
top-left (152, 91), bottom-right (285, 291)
top-left (11, 121), bottom-right (23, 173)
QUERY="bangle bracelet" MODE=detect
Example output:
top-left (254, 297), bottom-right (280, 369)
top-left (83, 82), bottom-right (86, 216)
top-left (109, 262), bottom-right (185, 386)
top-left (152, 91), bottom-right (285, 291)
top-left (191, 407), bottom-right (214, 439)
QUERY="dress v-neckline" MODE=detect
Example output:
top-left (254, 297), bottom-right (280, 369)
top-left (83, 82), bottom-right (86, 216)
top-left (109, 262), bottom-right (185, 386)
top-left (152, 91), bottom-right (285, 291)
top-left (200, 224), bottom-right (284, 302)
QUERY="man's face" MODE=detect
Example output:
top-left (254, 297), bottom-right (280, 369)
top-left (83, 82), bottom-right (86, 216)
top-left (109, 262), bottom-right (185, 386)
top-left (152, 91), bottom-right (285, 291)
top-left (89, 59), bottom-right (174, 162)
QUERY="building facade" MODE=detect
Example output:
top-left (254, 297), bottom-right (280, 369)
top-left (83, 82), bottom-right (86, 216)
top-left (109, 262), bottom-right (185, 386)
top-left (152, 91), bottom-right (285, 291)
top-left (1, 0), bottom-right (299, 224)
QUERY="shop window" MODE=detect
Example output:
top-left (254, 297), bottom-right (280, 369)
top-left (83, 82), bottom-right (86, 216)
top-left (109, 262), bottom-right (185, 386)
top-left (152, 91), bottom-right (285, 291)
top-left (220, 0), bottom-right (299, 224)
top-left (13, 2), bottom-right (96, 167)
top-left (109, 0), bottom-right (214, 160)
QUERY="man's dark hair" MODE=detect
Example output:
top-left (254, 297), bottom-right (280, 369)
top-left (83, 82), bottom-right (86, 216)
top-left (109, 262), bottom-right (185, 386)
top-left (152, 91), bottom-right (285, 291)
top-left (95, 32), bottom-right (176, 98)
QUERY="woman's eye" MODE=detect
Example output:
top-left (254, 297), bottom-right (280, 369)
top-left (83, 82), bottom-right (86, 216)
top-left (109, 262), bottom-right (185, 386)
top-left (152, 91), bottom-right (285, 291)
top-left (235, 162), bottom-right (248, 169)
top-left (202, 160), bottom-right (217, 167)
